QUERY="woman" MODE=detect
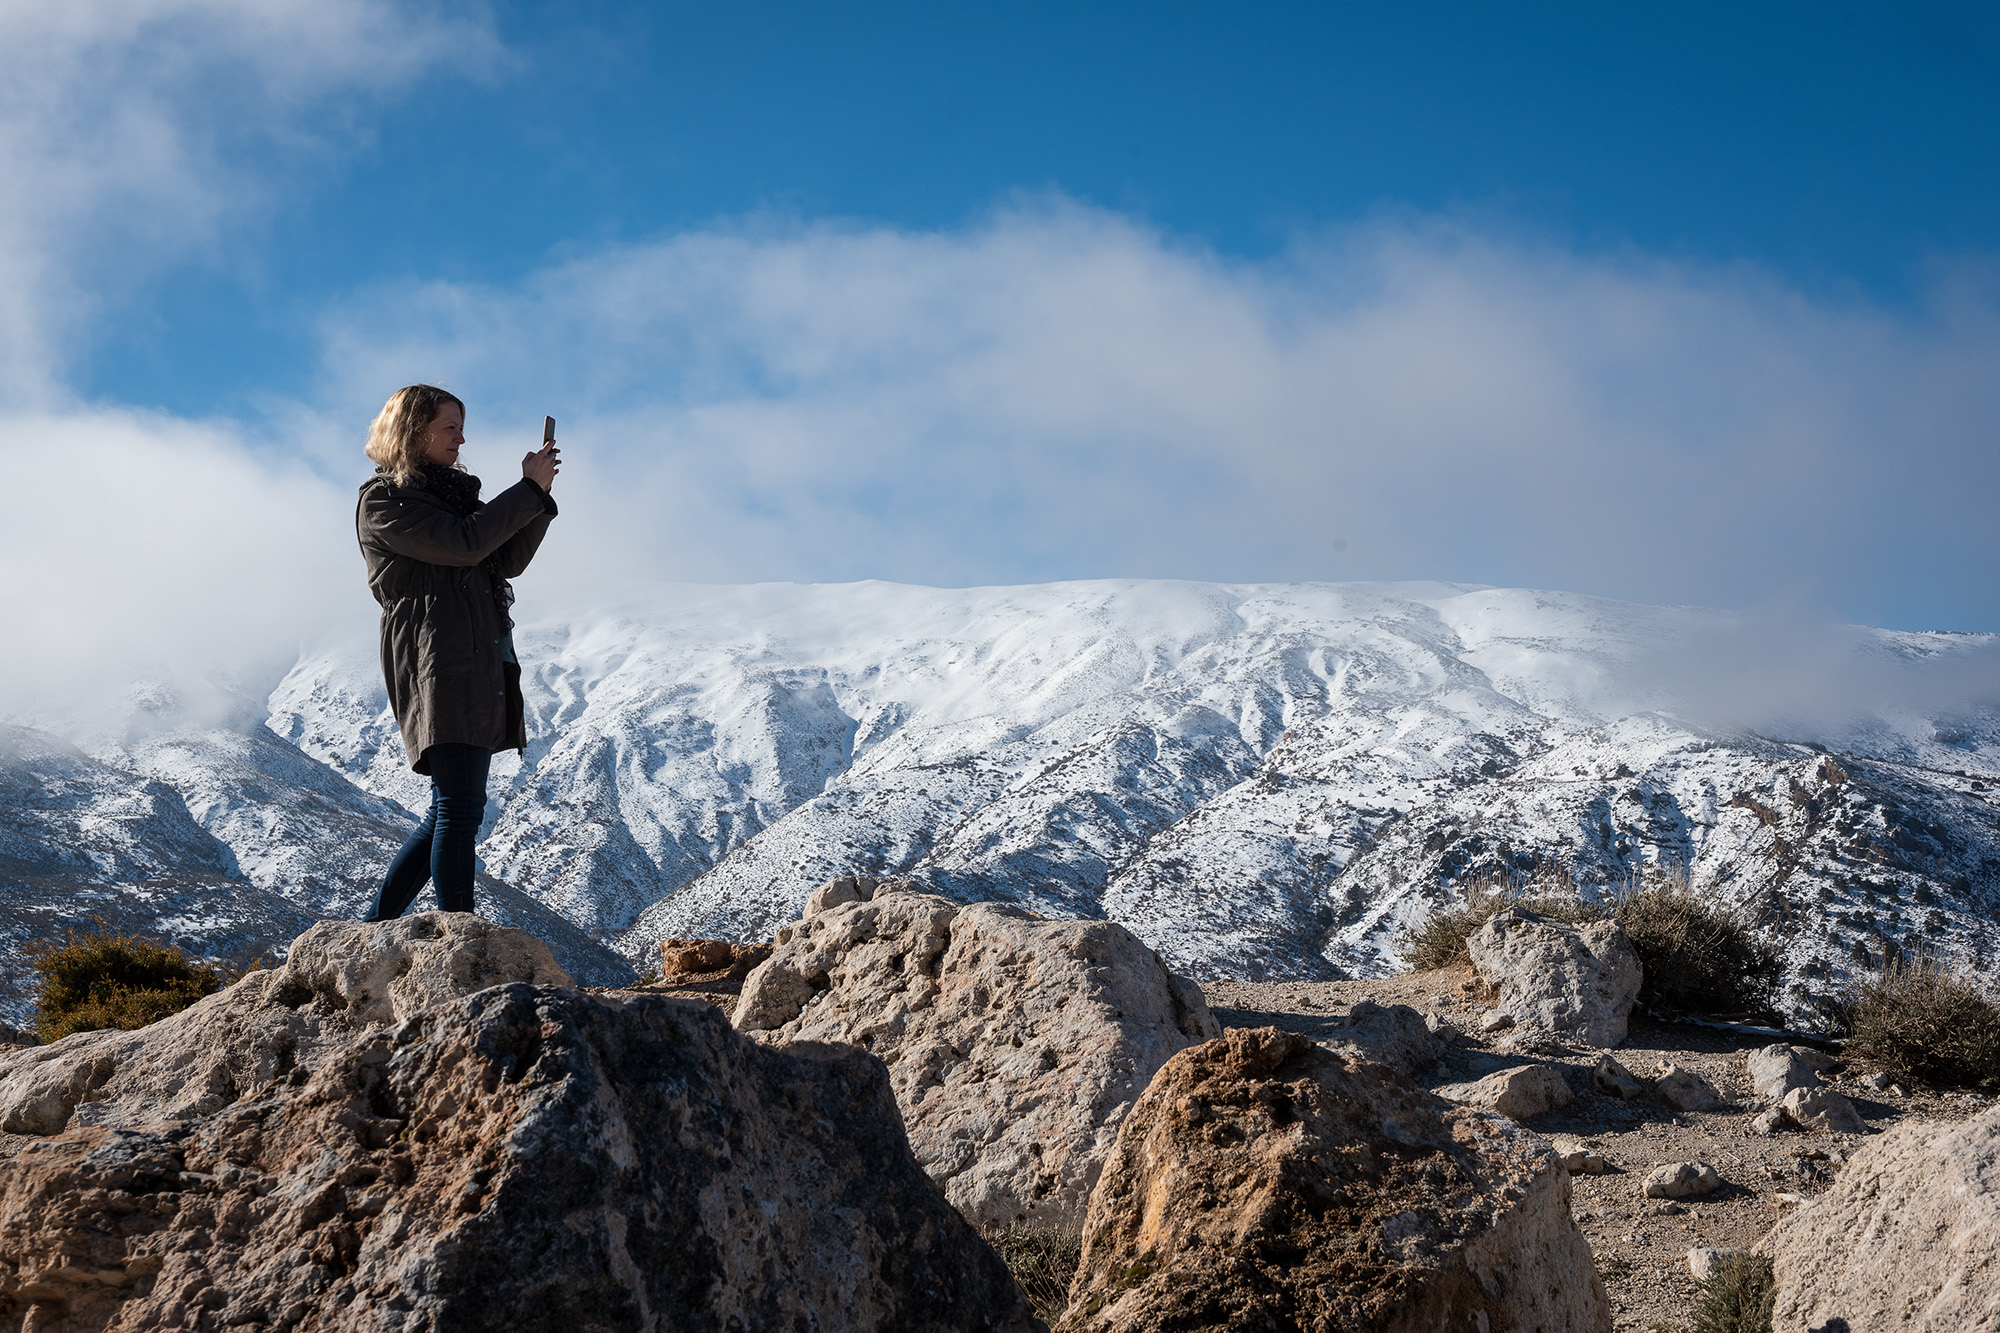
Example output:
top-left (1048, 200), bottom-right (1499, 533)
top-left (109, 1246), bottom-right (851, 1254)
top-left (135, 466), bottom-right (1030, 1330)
top-left (356, 384), bottom-right (561, 919)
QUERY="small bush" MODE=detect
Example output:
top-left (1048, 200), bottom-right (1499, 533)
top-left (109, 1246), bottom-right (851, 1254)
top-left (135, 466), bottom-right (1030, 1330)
top-left (1614, 881), bottom-right (1783, 1021)
top-left (25, 925), bottom-right (224, 1043)
top-left (1843, 954), bottom-right (2000, 1092)
top-left (1691, 1252), bottom-right (1775, 1333)
top-left (980, 1223), bottom-right (1081, 1324)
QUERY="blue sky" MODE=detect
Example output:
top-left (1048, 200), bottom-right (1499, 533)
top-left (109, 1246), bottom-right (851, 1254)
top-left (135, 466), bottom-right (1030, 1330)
top-left (2, 0), bottom-right (1999, 709)
top-left (87, 2), bottom-right (2000, 413)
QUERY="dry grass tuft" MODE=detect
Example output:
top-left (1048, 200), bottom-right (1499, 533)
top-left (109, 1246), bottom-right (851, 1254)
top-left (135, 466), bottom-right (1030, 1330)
top-left (1840, 954), bottom-right (2000, 1092)
top-left (980, 1222), bottom-right (1082, 1324)
top-left (1690, 1252), bottom-right (1775, 1333)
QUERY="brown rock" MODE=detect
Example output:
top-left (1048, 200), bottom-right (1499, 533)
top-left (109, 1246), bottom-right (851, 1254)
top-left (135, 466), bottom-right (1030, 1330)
top-left (656, 936), bottom-right (772, 980)
top-left (1317, 1000), bottom-right (1444, 1079)
top-left (0, 985), bottom-right (1040, 1333)
top-left (1776, 1085), bottom-right (1868, 1135)
top-left (1058, 1027), bottom-right (1610, 1333)
top-left (1642, 1162), bottom-right (1723, 1199)
top-left (1593, 1054), bottom-right (1647, 1100)
top-left (0, 914), bottom-right (569, 1136)
top-left (735, 891), bottom-right (1217, 1230)
top-left (1652, 1062), bottom-right (1726, 1112)
top-left (1764, 1105), bottom-right (2000, 1333)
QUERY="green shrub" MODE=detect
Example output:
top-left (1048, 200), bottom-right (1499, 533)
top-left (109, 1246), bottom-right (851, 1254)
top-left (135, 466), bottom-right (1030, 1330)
top-left (25, 925), bottom-right (224, 1042)
top-left (980, 1223), bottom-right (1081, 1324)
top-left (1842, 954), bottom-right (2000, 1092)
top-left (1691, 1252), bottom-right (1775, 1333)
top-left (1614, 881), bottom-right (1783, 1022)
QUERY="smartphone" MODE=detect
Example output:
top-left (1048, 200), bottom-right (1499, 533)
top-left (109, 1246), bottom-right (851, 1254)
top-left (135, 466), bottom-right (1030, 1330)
top-left (543, 416), bottom-right (556, 446)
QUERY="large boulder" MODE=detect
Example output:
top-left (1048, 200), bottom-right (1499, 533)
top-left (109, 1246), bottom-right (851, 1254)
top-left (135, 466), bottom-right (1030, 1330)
top-left (734, 886), bottom-right (1219, 1230)
top-left (1764, 1105), bottom-right (2000, 1333)
top-left (0, 985), bottom-right (1040, 1333)
top-left (1468, 909), bottom-right (1641, 1048)
top-left (0, 914), bottom-right (569, 1136)
top-left (1058, 1027), bottom-right (1611, 1333)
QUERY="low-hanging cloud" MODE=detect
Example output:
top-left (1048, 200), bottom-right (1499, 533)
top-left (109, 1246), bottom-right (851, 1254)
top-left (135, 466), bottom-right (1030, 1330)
top-left (309, 203), bottom-right (2000, 636)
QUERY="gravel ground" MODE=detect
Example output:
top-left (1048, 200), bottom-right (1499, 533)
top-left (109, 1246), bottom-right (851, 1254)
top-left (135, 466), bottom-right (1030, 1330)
top-left (1206, 967), bottom-right (1996, 1332)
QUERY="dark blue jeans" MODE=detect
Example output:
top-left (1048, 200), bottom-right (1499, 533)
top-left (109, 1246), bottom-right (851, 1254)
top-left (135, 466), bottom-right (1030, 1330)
top-left (366, 743), bottom-right (491, 919)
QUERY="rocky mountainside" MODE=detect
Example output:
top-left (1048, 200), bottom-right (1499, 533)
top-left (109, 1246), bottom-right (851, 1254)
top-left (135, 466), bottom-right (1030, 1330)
top-left (5, 579), bottom-right (1997, 1024)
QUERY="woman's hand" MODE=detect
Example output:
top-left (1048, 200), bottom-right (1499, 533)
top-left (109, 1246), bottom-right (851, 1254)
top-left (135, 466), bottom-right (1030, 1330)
top-left (522, 440), bottom-right (561, 491)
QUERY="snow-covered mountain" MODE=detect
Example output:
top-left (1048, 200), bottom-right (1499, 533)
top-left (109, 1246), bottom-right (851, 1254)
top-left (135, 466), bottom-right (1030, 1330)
top-left (7, 579), bottom-right (1997, 1025)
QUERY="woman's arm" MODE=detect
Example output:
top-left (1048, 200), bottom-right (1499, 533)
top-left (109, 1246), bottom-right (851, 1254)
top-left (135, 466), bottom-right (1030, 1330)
top-left (360, 478), bottom-right (548, 567)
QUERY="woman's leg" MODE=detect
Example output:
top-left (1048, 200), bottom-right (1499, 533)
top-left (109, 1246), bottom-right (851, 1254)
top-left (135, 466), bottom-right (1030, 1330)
top-left (366, 785), bottom-right (441, 921)
top-left (425, 743), bottom-right (492, 914)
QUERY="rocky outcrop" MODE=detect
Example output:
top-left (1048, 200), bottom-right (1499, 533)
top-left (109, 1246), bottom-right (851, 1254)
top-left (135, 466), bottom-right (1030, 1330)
top-left (1467, 909), bottom-right (1641, 1048)
top-left (0, 984), bottom-right (1039, 1333)
top-left (0, 914), bottom-right (569, 1136)
top-left (1764, 1105), bottom-right (2000, 1333)
top-left (734, 884), bottom-right (1219, 1229)
top-left (1316, 1000), bottom-right (1443, 1078)
top-left (1058, 1027), bottom-right (1611, 1333)
top-left (1436, 1064), bottom-right (1575, 1120)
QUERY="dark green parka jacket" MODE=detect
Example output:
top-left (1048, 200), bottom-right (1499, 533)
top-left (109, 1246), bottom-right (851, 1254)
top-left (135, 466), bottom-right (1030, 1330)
top-left (356, 472), bottom-right (557, 774)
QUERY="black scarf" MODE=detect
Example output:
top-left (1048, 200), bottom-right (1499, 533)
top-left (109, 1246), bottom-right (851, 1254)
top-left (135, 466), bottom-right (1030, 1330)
top-left (418, 462), bottom-right (517, 634)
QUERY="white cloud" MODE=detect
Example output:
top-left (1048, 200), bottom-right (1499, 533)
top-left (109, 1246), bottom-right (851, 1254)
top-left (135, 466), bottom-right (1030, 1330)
top-left (0, 0), bottom-right (498, 402)
top-left (310, 202), bottom-right (2000, 631)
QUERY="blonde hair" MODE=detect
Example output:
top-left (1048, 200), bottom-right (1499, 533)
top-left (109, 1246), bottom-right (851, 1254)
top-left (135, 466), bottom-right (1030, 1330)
top-left (365, 384), bottom-right (465, 486)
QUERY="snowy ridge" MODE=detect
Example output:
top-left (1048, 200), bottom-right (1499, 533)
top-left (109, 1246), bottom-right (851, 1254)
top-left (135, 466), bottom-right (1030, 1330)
top-left (255, 579), bottom-right (2000, 1012)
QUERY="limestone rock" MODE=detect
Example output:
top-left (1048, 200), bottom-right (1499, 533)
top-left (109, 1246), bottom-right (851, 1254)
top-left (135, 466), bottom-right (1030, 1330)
top-left (802, 872), bottom-right (918, 917)
top-left (1751, 1107), bottom-right (1788, 1136)
top-left (734, 891), bottom-right (1218, 1230)
top-left (1435, 1064), bottom-right (1575, 1120)
top-left (1764, 1105), bottom-right (2000, 1333)
top-left (1058, 1028), bottom-right (1610, 1333)
top-left (1468, 909), bottom-right (1641, 1048)
top-left (1687, 1247), bottom-right (1741, 1282)
top-left (1643, 1162), bottom-right (1723, 1199)
top-left (0, 985), bottom-right (1038, 1333)
top-left (1550, 1136), bottom-right (1609, 1175)
top-left (1593, 1054), bottom-right (1647, 1100)
top-left (1653, 1062), bottom-right (1725, 1112)
top-left (1317, 1000), bottom-right (1443, 1078)
top-left (1776, 1086), bottom-right (1867, 1135)
top-left (1747, 1044), bottom-right (1823, 1101)
top-left (656, 937), bottom-right (772, 979)
top-left (0, 914), bottom-right (569, 1136)
top-left (1479, 1010), bottom-right (1515, 1034)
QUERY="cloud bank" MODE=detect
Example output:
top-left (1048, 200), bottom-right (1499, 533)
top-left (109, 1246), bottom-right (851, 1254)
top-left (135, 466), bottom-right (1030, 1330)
top-left (311, 204), bottom-right (2000, 634)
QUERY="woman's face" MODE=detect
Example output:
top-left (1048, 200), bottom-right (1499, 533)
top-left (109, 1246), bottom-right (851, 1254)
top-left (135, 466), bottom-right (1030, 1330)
top-left (419, 402), bottom-right (465, 467)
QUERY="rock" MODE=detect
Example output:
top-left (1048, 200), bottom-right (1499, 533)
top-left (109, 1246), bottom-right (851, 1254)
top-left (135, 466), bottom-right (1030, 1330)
top-left (734, 891), bottom-right (1218, 1230)
top-left (0, 914), bottom-right (570, 1136)
top-left (1776, 1086), bottom-right (1867, 1135)
top-left (1435, 1064), bottom-right (1575, 1120)
top-left (1651, 1200), bottom-right (1686, 1216)
top-left (1653, 1062), bottom-right (1726, 1112)
top-left (1318, 1000), bottom-right (1444, 1078)
top-left (1792, 1046), bottom-right (1837, 1073)
top-left (0, 1024), bottom-right (38, 1049)
top-left (1687, 1247), bottom-right (1741, 1282)
top-left (656, 936), bottom-right (772, 980)
top-left (801, 872), bottom-right (917, 917)
top-left (1593, 1054), bottom-right (1647, 1100)
top-left (1751, 1107), bottom-right (1788, 1136)
top-left (1467, 908), bottom-right (1641, 1048)
top-left (1479, 1009), bottom-right (1516, 1034)
top-left (1889, 1084), bottom-right (1907, 1098)
top-left (0, 984), bottom-right (1038, 1333)
top-left (1764, 1106), bottom-right (2000, 1333)
top-left (1642, 1162), bottom-right (1723, 1199)
top-left (1746, 1044), bottom-right (1823, 1101)
top-left (1058, 1028), bottom-right (1611, 1333)
top-left (1550, 1136), bottom-right (1609, 1175)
